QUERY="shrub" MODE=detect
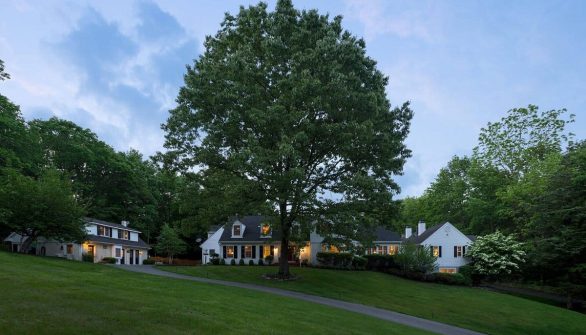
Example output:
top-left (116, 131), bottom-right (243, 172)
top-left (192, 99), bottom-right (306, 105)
top-left (142, 258), bottom-right (155, 265)
top-left (210, 252), bottom-right (220, 265)
top-left (101, 257), bottom-right (117, 264)
top-left (316, 252), bottom-right (353, 269)
top-left (249, 259), bottom-right (255, 265)
top-left (220, 258), bottom-right (226, 265)
top-left (230, 259), bottom-right (236, 265)
top-left (264, 255), bottom-right (274, 265)
top-left (352, 256), bottom-right (367, 270)
top-left (238, 259), bottom-right (245, 265)
top-left (258, 259), bottom-right (264, 266)
top-left (364, 254), bottom-right (398, 271)
top-left (82, 253), bottom-right (94, 263)
top-left (457, 265), bottom-right (477, 285)
top-left (396, 243), bottom-right (437, 274)
top-left (429, 273), bottom-right (470, 286)
top-left (301, 259), bottom-right (309, 267)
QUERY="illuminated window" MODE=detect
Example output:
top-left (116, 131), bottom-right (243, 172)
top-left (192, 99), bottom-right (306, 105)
top-left (245, 245), bottom-right (252, 258)
top-left (118, 230), bottom-right (129, 240)
top-left (439, 268), bottom-right (457, 274)
top-left (432, 246), bottom-right (441, 257)
top-left (263, 245), bottom-right (271, 258)
top-left (233, 225), bottom-right (241, 236)
top-left (98, 225), bottom-right (111, 237)
top-left (261, 224), bottom-right (271, 236)
top-left (226, 246), bottom-right (234, 258)
top-left (389, 245), bottom-right (399, 255)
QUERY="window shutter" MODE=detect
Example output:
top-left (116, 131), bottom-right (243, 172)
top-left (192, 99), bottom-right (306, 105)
top-left (270, 245), bottom-right (274, 256)
top-left (454, 246), bottom-right (457, 257)
top-left (259, 245), bottom-right (264, 257)
top-left (252, 246), bottom-right (256, 258)
top-left (439, 246), bottom-right (442, 257)
top-left (463, 246), bottom-right (466, 255)
top-left (241, 246), bottom-right (245, 258)
top-left (234, 246), bottom-right (238, 258)
top-left (223, 246), bottom-right (226, 259)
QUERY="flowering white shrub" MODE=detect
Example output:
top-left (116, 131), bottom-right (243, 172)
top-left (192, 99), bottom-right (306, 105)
top-left (467, 231), bottom-right (525, 278)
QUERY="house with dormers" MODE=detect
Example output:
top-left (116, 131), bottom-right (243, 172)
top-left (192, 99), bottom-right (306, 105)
top-left (201, 215), bottom-right (404, 265)
top-left (4, 217), bottom-right (150, 265)
top-left (404, 221), bottom-right (475, 273)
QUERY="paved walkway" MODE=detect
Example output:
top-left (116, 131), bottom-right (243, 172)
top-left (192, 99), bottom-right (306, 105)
top-left (117, 265), bottom-right (485, 335)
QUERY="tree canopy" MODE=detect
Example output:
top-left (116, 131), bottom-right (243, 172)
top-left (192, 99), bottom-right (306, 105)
top-left (163, 0), bottom-right (412, 276)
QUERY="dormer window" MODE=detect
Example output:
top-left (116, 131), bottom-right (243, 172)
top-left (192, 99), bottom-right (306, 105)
top-left (233, 225), bottom-right (241, 237)
top-left (261, 224), bottom-right (271, 237)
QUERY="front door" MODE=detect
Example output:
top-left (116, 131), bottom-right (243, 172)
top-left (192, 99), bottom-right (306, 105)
top-left (88, 245), bottom-right (94, 259)
top-left (135, 250), bottom-right (139, 265)
top-left (129, 249), bottom-right (134, 265)
top-left (121, 248), bottom-right (125, 264)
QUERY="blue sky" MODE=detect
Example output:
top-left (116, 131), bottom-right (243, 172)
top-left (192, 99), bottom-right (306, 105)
top-left (1, 0), bottom-right (584, 197)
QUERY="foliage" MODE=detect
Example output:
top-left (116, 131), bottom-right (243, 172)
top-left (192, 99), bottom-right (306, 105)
top-left (467, 231), bottom-right (525, 279)
top-left (0, 168), bottom-right (85, 252)
top-left (316, 252), bottom-right (353, 269)
top-left (351, 256), bottom-right (367, 270)
top-left (238, 259), bottom-right (245, 266)
top-left (363, 254), bottom-right (398, 271)
top-left (395, 243), bottom-right (437, 274)
top-left (258, 258), bottom-right (264, 266)
top-left (155, 224), bottom-right (186, 264)
top-left (220, 258), bottom-right (226, 265)
top-left (163, 0), bottom-right (412, 277)
top-left (429, 272), bottom-right (470, 286)
top-left (101, 257), bottom-right (117, 264)
top-left (0, 59), bottom-right (9, 81)
top-left (473, 105), bottom-right (574, 178)
top-left (248, 259), bottom-right (255, 266)
top-left (230, 259), bottom-right (236, 266)
top-left (82, 253), bottom-right (94, 263)
top-left (264, 255), bottom-right (274, 265)
top-left (143, 258), bottom-right (156, 265)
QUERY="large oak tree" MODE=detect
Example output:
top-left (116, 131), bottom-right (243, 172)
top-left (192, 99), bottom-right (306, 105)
top-left (163, 0), bottom-right (412, 276)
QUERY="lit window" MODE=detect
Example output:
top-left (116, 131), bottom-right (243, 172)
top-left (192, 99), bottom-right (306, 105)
top-left (439, 268), bottom-right (457, 274)
top-left (432, 246), bottom-right (440, 257)
top-left (245, 246), bottom-right (252, 258)
top-left (118, 230), bottom-right (129, 240)
top-left (263, 246), bottom-right (271, 258)
top-left (389, 245), bottom-right (399, 255)
top-left (226, 246), bottom-right (234, 258)
top-left (261, 224), bottom-right (271, 236)
top-left (233, 225), bottom-right (241, 236)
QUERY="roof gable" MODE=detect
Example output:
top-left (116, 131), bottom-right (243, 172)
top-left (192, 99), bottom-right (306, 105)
top-left (406, 222), bottom-right (473, 244)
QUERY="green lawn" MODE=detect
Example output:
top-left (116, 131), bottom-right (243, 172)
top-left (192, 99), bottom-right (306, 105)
top-left (161, 265), bottom-right (586, 335)
top-left (0, 252), bottom-right (430, 335)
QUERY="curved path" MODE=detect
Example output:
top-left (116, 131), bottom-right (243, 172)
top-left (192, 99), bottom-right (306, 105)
top-left (117, 265), bottom-right (485, 335)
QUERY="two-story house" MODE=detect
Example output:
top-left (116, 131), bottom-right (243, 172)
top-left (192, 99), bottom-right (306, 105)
top-left (3, 217), bottom-right (150, 265)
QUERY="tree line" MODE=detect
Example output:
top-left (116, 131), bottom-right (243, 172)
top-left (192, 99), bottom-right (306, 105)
top-left (396, 105), bottom-right (585, 297)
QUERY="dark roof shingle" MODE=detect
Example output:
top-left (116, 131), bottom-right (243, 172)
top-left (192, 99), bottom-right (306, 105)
top-left (219, 216), bottom-right (281, 243)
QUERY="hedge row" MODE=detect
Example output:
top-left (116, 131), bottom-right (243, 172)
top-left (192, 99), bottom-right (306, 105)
top-left (363, 254), bottom-right (399, 271)
top-left (316, 252), bottom-right (367, 270)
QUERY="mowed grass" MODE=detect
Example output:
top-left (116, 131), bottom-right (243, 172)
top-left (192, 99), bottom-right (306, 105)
top-left (162, 265), bottom-right (586, 335)
top-left (0, 252), bottom-right (430, 335)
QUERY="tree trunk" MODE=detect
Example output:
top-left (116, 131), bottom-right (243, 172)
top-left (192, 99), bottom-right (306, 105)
top-left (278, 235), bottom-right (290, 277)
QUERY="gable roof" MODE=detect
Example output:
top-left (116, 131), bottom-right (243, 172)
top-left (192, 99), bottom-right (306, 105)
top-left (372, 226), bottom-right (402, 242)
top-left (219, 216), bottom-right (281, 243)
top-left (405, 223), bottom-right (445, 244)
top-left (84, 217), bottom-right (141, 233)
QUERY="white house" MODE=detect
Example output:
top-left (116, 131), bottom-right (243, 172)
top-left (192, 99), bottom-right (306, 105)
top-left (404, 221), bottom-right (475, 273)
top-left (4, 217), bottom-right (150, 265)
top-left (203, 216), bottom-right (403, 265)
